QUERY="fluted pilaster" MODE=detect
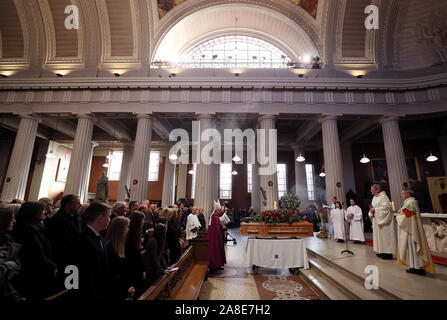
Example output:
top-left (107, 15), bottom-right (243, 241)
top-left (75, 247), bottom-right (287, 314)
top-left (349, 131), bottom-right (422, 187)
top-left (162, 156), bottom-right (176, 207)
top-left (117, 143), bottom-right (134, 202)
top-left (381, 117), bottom-right (409, 209)
top-left (64, 115), bottom-right (95, 198)
top-left (294, 144), bottom-right (308, 210)
top-left (321, 116), bottom-right (345, 205)
top-left (1, 115), bottom-right (40, 201)
top-left (176, 164), bottom-right (188, 200)
top-left (251, 161), bottom-right (261, 213)
top-left (80, 142), bottom-right (96, 204)
top-left (129, 115), bottom-right (153, 202)
top-left (195, 114), bottom-right (218, 224)
top-left (258, 115), bottom-right (278, 211)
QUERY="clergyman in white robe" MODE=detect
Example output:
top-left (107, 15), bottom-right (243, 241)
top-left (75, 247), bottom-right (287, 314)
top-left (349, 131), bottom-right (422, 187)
top-left (331, 208), bottom-right (346, 241)
top-left (345, 204), bottom-right (365, 242)
top-left (186, 213), bottom-right (201, 240)
top-left (369, 190), bottom-right (397, 256)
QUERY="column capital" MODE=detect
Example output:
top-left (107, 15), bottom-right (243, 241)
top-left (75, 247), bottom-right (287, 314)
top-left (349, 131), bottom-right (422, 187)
top-left (258, 114), bottom-right (277, 122)
top-left (135, 113), bottom-right (153, 120)
top-left (19, 114), bottom-right (41, 122)
top-left (319, 114), bottom-right (340, 123)
top-left (77, 113), bottom-right (96, 122)
top-left (91, 141), bottom-right (99, 148)
top-left (196, 113), bottom-right (216, 121)
top-left (380, 115), bottom-right (401, 125)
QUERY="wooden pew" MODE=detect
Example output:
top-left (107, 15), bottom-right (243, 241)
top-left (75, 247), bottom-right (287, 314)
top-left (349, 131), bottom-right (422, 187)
top-left (138, 231), bottom-right (209, 300)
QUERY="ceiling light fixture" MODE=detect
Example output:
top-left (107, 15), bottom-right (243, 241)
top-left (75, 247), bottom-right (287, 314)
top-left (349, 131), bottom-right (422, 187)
top-left (103, 163), bottom-right (110, 168)
top-left (319, 172), bottom-right (326, 178)
top-left (360, 154), bottom-right (371, 164)
top-left (188, 169), bottom-right (195, 175)
top-left (169, 154), bottom-right (179, 161)
top-left (296, 154), bottom-right (305, 163)
top-left (46, 141), bottom-right (56, 159)
top-left (106, 150), bottom-right (115, 160)
top-left (426, 152), bottom-right (439, 162)
top-left (232, 170), bottom-right (238, 176)
top-left (232, 154), bottom-right (241, 162)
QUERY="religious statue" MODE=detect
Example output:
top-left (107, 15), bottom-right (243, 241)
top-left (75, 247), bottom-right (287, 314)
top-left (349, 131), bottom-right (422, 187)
top-left (95, 172), bottom-right (109, 203)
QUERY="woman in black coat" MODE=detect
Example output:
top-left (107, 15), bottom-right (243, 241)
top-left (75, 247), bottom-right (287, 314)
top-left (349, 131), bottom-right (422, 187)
top-left (12, 202), bottom-right (57, 300)
top-left (143, 223), bottom-right (168, 286)
top-left (125, 211), bottom-right (146, 297)
top-left (0, 207), bottom-right (23, 302)
top-left (164, 208), bottom-right (182, 265)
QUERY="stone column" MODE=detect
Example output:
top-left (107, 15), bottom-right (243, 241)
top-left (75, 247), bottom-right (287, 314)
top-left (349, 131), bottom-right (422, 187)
top-left (251, 161), bottom-right (261, 214)
top-left (258, 115), bottom-right (278, 211)
top-left (129, 114), bottom-right (153, 202)
top-left (1, 115), bottom-right (40, 201)
top-left (162, 156), bottom-right (176, 207)
top-left (381, 116), bottom-right (409, 209)
top-left (437, 136), bottom-right (447, 177)
top-left (321, 116), bottom-right (345, 205)
top-left (293, 144), bottom-right (308, 210)
top-left (176, 164), bottom-right (188, 200)
top-left (195, 114), bottom-right (218, 224)
top-left (28, 139), bottom-right (50, 201)
top-left (64, 115), bottom-right (95, 197)
top-left (117, 142), bottom-right (134, 202)
top-left (80, 142), bottom-right (96, 204)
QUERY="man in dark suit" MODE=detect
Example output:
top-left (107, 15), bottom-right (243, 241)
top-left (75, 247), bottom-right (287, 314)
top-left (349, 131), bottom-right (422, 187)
top-left (46, 194), bottom-right (81, 288)
top-left (74, 201), bottom-right (112, 301)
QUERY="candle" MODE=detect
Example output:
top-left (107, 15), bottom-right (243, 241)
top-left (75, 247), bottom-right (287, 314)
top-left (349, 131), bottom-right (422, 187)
top-left (391, 202), bottom-right (396, 212)
top-left (274, 201), bottom-right (277, 210)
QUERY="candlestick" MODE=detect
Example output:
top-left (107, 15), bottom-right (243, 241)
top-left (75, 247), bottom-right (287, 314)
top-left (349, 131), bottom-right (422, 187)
top-left (274, 201), bottom-right (277, 210)
top-left (391, 201), bottom-right (396, 212)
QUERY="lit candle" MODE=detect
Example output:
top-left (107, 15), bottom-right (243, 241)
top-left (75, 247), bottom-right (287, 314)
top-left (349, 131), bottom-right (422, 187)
top-left (274, 201), bottom-right (277, 210)
top-left (391, 202), bottom-right (396, 212)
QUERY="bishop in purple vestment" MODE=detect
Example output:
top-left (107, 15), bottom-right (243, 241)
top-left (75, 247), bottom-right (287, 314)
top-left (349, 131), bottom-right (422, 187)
top-left (207, 210), bottom-right (226, 270)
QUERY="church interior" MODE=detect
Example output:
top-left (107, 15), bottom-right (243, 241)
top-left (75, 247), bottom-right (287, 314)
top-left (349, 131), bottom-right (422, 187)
top-left (1, 0), bottom-right (447, 302)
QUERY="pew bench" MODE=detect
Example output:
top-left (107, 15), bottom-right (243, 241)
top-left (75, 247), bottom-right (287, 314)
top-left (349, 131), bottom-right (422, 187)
top-left (139, 232), bottom-right (209, 300)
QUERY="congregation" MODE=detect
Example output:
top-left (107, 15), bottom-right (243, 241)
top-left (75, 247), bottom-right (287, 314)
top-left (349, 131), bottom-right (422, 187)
top-left (0, 196), bottom-right (224, 302)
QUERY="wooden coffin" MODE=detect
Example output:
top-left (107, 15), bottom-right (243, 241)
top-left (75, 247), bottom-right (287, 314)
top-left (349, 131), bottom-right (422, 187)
top-left (240, 222), bottom-right (314, 237)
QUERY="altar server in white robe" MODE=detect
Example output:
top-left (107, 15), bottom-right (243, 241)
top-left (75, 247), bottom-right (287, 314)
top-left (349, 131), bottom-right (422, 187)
top-left (369, 184), bottom-right (397, 260)
top-left (186, 207), bottom-right (201, 240)
top-left (345, 199), bottom-right (365, 244)
top-left (396, 189), bottom-right (435, 276)
top-left (331, 202), bottom-right (346, 243)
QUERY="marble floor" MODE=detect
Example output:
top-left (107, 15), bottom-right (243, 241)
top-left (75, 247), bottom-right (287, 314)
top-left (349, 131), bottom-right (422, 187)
top-left (198, 229), bottom-right (319, 300)
top-left (198, 228), bottom-right (447, 300)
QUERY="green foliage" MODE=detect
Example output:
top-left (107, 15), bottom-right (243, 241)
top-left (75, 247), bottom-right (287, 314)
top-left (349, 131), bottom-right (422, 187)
top-left (279, 193), bottom-right (301, 211)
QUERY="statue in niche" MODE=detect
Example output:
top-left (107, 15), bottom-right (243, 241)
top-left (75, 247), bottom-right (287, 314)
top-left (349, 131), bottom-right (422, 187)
top-left (413, 11), bottom-right (447, 64)
top-left (95, 172), bottom-right (109, 203)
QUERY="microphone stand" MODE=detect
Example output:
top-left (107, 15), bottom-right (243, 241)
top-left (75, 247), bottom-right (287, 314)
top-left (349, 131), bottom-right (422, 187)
top-left (341, 215), bottom-right (354, 256)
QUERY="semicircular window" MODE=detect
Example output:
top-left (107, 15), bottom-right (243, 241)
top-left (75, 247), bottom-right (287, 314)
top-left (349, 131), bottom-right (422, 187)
top-left (179, 35), bottom-right (292, 68)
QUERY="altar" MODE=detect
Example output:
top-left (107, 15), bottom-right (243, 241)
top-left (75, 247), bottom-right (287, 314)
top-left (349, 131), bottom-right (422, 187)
top-left (244, 237), bottom-right (310, 270)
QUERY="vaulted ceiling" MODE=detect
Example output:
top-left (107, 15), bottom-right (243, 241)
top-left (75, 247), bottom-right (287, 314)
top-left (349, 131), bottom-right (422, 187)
top-left (0, 0), bottom-right (446, 78)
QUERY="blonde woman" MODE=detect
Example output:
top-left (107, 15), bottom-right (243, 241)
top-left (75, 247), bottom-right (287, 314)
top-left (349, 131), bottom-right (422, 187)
top-left (105, 216), bottom-right (135, 300)
top-left (163, 208), bottom-right (182, 264)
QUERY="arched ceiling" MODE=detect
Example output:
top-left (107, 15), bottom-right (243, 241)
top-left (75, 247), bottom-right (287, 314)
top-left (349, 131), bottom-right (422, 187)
top-left (153, 3), bottom-right (320, 64)
top-left (0, 0), bottom-right (445, 78)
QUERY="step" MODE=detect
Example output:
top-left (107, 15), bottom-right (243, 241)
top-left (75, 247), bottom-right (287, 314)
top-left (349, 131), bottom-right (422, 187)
top-left (299, 267), bottom-right (352, 300)
top-left (303, 249), bottom-right (400, 300)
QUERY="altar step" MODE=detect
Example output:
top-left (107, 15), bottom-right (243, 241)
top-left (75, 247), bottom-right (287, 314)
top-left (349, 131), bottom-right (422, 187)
top-left (300, 249), bottom-right (400, 300)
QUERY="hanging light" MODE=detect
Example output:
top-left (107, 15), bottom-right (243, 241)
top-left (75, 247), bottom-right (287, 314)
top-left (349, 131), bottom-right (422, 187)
top-left (169, 154), bottom-right (179, 161)
top-left (106, 150), bottom-right (115, 160)
top-left (319, 172), bottom-right (326, 178)
top-left (103, 163), bottom-right (110, 168)
top-left (232, 170), bottom-right (238, 175)
top-left (296, 154), bottom-right (305, 163)
top-left (426, 152), bottom-right (439, 162)
top-left (232, 154), bottom-right (241, 162)
top-left (360, 154), bottom-right (371, 164)
top-left (45, 141), bottom-right (56, 159)
top-left (188, 169), bottom-right (195, 175)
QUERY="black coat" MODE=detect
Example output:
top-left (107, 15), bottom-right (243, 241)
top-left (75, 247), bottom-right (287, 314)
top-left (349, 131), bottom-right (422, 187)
top-left (143, 238), bottom-right (167, 287)
top-left (46, 209), bottom-right (81, 272)
top-left (12, 221), bottom-right (57, 300)
top-left (166, 221), bottom-right (181, 265)
top-left (74, 226), bottom-right (112, 301)
top-left (107, 246), bottom-right (131, 301)
top-left (0, 235), bottom-right (22, 302)
top-left (125, 241), bottom-right (145, 296)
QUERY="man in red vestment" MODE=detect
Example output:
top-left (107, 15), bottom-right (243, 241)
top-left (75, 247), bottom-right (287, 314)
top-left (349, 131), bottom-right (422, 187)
top-left (207, 207), bottom-right (226, 271)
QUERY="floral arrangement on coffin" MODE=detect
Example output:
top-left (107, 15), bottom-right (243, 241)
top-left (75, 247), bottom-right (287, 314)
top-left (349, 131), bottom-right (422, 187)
top-left (251, 209), bottom-right (302, 225)
top-left (279, 193), bottom-right (301, 211)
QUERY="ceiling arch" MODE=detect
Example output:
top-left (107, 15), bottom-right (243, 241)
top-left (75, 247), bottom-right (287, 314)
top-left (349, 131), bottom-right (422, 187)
top-left (152, 3), bottom-right (320, 65)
